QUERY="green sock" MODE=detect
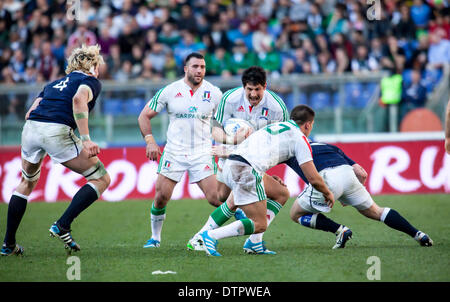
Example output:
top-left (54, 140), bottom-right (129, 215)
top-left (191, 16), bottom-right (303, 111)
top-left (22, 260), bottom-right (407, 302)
top-left (211, 202), bottom-right (235, 226)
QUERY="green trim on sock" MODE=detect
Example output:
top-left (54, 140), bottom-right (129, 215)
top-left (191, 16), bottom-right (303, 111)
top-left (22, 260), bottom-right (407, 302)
top-left (241, 218), bottom-right (255, 235)
top-left (267, 199), bottom-right (282, 215)
top-left (211, 203), bottom-right (234, 226)
top-left (151, 203), bottom-right (166, 215)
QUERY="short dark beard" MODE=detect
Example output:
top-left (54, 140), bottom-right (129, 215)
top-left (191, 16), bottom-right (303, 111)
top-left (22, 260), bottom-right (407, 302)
top-left (187, 73), bottom-right (203, 87)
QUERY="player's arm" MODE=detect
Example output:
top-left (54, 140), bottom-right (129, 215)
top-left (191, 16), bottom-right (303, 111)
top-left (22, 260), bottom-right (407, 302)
top-left (299, 161), bottom-right (335, 207)
top-left (138, 104), bottom-right (161, 161)
top-left (73, 85), bottom-right (99, 158)
top-left (445, 99), bottom-right (450, 154)
top-left (211, 118), bottom-right (251, 145)
top-left (25, 97), bottom-right (42, 120)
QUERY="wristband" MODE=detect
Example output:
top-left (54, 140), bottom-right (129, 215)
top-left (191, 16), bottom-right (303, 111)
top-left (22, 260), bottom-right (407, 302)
top-left (80, 134), bottom-right (91, 142)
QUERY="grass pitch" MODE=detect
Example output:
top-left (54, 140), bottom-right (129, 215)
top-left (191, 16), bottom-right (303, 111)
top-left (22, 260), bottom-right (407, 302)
top-left (0, 194), bottom-right (449, 282)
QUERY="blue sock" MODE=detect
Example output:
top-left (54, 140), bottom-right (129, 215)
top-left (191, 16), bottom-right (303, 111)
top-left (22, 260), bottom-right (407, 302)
top-left (299, 213), bottom-right (341, 233)
top-left (4, 193), bottom-right (28, 245)
top-left (57, 184), bottom-right (98, 230)
top-left (381, 208), bottom-right (418, 237)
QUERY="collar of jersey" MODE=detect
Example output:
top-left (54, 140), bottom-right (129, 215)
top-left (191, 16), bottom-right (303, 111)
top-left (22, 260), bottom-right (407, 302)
top-left (287, 120), bottom-right (300, 129)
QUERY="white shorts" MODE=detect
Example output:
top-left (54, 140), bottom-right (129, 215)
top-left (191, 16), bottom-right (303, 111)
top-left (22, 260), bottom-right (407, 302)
top-left (222, 159), bottom-right (266, 206)
top-left (21, 120), bottom-right (83, 164)
top-left (296, 165), bottom-right (373, 213)
top-left (157, 151), bottom-right (216, 183)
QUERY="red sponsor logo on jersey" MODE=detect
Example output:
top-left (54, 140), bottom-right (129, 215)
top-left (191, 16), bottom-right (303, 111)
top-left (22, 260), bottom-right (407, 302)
top-left (237, 105), bottom-right (245, 112)
top-left (175, 92), bottom-right (183, 98)
top-left (204, 165), bottom-right (211, 171)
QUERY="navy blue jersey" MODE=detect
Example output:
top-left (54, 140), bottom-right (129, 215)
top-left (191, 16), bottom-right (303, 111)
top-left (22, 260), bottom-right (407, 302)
top-left (28, 71), bottom-right (101, 129)
top-left (285, 142), bottom-right (356, 184)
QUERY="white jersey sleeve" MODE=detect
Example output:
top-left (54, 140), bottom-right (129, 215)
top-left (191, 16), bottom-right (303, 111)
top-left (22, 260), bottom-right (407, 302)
top-left (147, 85), bottom-right (170, 113)
top-left (266, 90), bottom-right (290, 122)
top-left (214, 87), bottom-right (241, 124)
top-left (294, 135), bottom-right (313, 166)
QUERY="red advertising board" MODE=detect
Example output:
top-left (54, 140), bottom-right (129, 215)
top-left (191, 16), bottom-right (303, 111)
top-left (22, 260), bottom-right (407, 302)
top-left (0, 140), bottom-right (448, 203)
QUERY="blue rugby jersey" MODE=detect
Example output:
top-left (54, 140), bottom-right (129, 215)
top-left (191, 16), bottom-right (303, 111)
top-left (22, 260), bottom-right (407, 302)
top-left (284, 142), bottom-right (356, 184)
top-left (28, 71), bottom-right (101, 130)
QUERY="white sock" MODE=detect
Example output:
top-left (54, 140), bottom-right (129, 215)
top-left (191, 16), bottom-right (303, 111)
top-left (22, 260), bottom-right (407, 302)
top-left (196, 216), bottom-right (220, 236)
top-left (209, 220), bottom-right (246, 240)
top-left (151, 213), bottom-right (165, 242)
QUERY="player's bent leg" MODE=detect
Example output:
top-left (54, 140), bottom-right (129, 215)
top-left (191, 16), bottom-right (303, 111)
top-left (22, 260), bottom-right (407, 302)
top-left (290, 198), bottom-right (352, 249)
top-left (143, 174), bottom-right (177, 248)
top-left (196, 175), bottom-right (221, 207)
top-left (49, 151), bottom-right (110, 253)
top-left (359, 202), bottom-right (433, 247)
top-left (2, 158), bottom-right (44, 255)
top-left (217, 181), bottom-right (232, 203)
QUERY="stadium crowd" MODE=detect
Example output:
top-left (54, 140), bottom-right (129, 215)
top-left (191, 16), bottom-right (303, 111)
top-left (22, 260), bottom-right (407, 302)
top-left (0, 0), bottom-right (449, 119)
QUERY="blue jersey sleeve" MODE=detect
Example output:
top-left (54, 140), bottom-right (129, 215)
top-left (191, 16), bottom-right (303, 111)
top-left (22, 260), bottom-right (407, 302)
top-left (81, 77), bottom-right (102, 102)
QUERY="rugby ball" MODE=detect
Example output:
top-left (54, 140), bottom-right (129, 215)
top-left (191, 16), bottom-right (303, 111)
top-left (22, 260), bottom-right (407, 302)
top-left (223, 118), bottom-right (254, 136)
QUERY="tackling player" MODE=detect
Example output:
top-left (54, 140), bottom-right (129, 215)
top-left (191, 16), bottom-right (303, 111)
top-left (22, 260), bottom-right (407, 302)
top-left (1, 44), bottom-right (110, 255)
top-left (189, 66), bottom-right (291, 254)
top-left (199, 106), bottom-right (335, 256)
top-left (287, 105), bottom-right (433, 248)
top-left (138, 53), bottom-right (223, 248)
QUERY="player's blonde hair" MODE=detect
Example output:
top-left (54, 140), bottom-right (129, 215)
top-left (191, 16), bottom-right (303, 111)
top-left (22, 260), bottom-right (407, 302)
top-left (65, 44), bottom-right (104, 75)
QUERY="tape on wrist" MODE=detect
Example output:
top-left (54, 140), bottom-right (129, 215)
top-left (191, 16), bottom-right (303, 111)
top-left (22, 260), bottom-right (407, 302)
top-left (81, 134), bottom-right (91, 142)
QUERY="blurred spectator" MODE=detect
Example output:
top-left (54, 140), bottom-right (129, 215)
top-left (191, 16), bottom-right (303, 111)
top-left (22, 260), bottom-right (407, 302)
top-left (400, 69), bottom-right (427, 120)
top-left (289, 0), bottom-right (310, 22)
top-left (252, 21), bottom-right (274, 54)
top-left (227, 22), bottom-right (253, 51)
top-left (177, 5), bottom-right (198, 33)
top-left (68, 22), bottom-right (97, 49)
top-left (106, 44), bottom-right (122, 77)
top-left (256, 42), bottom-right (281, 75)
top-left (307, 3), bottom-right (324, 35)
top-left (229, 40), bottom-right (257, 75)
top-left (205, 47), bottom-right (233, 77)
top-left (173, 30), bottom-right (206, 67)
top-left (351, 44), bottom-right (379, 73)
top-left (317, 50), bottom-right (336, 74)
top-left (393, 5), bottom-right (417, 41)
top-left (36, 41), bottom-right (59, 81)
top-left (408, 32), bottom-right (429, 70)
top-left (9, 48), bottom-right (26, 82)
top-left (326, 4), bottom-right (349, 39)
top-left (98, 27), bottom-right (117, 57)
top-left (247, 2), bottom-right (267, 31)
top-left (135, 4), bottom-right (154, 30)
top-left (427, 29), bottom-right (450, 68)
top-left (335, 47), bottom-right (351, 73)
top-left (429, 11), bottom-right (450, 40)
top-left (114, 60), bottom-right (134, 82)
top-left (138, 58), bottom-right (159, 82)
top-left (158, 22), bottom-right (181, 47)
top-left (147, 43), bottom-right (167, 76)
top-left (204, 2), bottom-right (220, 24)
top-left (210, 22), bottom-right (232, 51)
top-left (410, 0), bottom-right (432, 29)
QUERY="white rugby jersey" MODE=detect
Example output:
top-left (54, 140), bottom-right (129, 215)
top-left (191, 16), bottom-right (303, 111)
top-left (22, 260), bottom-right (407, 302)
top-left (214, 87), bottom-right (289, 130)
top-left (148, 78), bottom-right (222, 156)
top-left (232, 120), bottom-right (313, 174)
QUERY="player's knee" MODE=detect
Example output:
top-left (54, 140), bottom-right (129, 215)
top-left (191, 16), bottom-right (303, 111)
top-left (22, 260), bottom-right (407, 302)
top-left (206, 192), bottom-right (221, 207)
top-left (99, 172), bottom-right (111, 189)
top-left (20, 169), bottom-right (41, 192)
top-left (277, 186), bottom-right (290, 205)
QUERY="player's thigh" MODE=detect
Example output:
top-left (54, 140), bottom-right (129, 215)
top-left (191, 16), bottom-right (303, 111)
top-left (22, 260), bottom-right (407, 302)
top-left (290, 198), bottom-right (312, 222)
top-left (263, 173), bottom-right (289, 205)
top-left (62, 147), bottom-right (99, 174)
top-left (217, 180), bottom-right (231, 202)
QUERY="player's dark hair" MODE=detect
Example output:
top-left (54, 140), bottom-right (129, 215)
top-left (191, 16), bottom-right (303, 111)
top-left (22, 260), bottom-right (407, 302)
top-left (242, 66), bottom-right (266, 87)
top-left (184, 52), bottom-right (204, 65)
top-left (290, 105), bottom-right (315, 126)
